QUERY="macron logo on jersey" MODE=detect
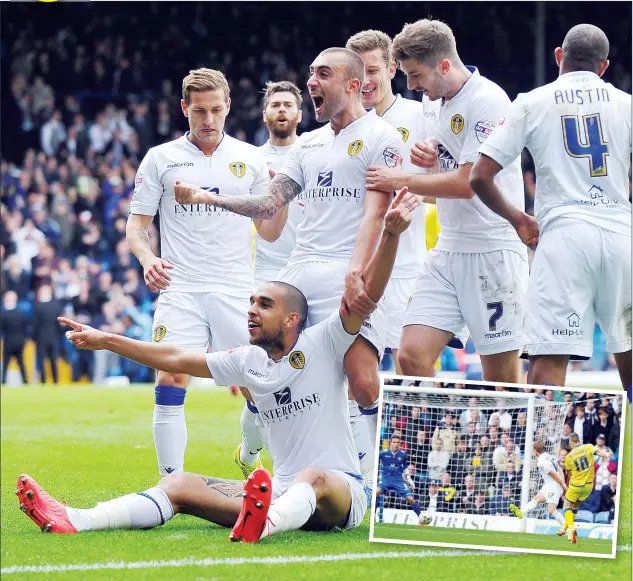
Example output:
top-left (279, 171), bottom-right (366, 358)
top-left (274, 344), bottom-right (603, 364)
top-left (166, 162), bottom-right (194, 169)
top-left (317, 171), bottom-right (333, 187)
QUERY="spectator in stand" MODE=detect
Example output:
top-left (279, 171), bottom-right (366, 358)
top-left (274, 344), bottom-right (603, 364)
top-left (32, 284), bottom-right (64, 384)
top-left (608, 415), bottom-right (620, 455)
top-left (449, 436), bottom-right (470, 483)
top-left (469, 443), bottom-right (493, 487)
top-left (408, 430), bottom-right (430, 478)
top-left (560, 422), bottom-right (572, 450)
top-left (494, 438), bottom-right (522, 472)
top-left (593, 434), bottom-right (614, 491)
top-left (598, 396), bottom-right (615, 418)
top-left (584, 398), bottom-right (599, 425)
top-left (457, 474), bottom-right (478, 513)
top-left (511, 411), bottom-right (527, 446)
top-left (599, 473), bottom-right (617, 523)
top-left (31, 240), bottom-right (57, 291)
top-left (437, 472), bottom-right (457, 513)
top-left (1, 291), bottom-right (29, 385)
top-left (488, 424), bottom-right (500, 450)
top-left (40, 110), bottom-right (66, 157)
top-left (420, 481), bottom-right (441, 515)
top-left (427, 438), bottom-right (450, 482)
top-left (490, 484), bottom-right (517, 516)
top-left (488, 405), bottom-right (513, 431)
top-left (593, 407), bottom-right (614, 444)
top-left (471, 492), bottom-right (488, 515)
top-left (433, 411), bottom-right (459, 453)
top-left (459, 397), bottom-right (487, 428)
top-left (497, 460), bottom-right (521, 496)
top-left (566, 405), bottom-right (593, 445)
top-left (12, 217), bottom-right (45, 272)
top-left (464, 421), bottom-right (480, 450)
top-left (405, 407), bottom-right (425, 444)
top-left (3, 254), bottom-right (31, 298)
top-left (557, 448), bottom-right (569, 470)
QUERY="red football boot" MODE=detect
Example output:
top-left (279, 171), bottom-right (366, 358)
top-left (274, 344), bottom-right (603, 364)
top-left (229, 468), bottom-right (272, 542)
top-left (15, 474), bottom-right (78, 534)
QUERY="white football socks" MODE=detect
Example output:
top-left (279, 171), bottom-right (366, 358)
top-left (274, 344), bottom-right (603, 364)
top-left (240, 402), bottom-right (265, 464)
top-left (260, 482), bottom-right (316, 539)
top-left (358, 400), bottom-right (379, 488)
top-left (553, 510), bottom-right (566, 526)
top-left (153, 385), bottom-right (188, 476)
top-left (349, 401), bottom-right (375, 488)
top-left (66, 487), bottom-right (175, 532)
top-left (522, 500), bottom-right (538, 514)
top-left (153, 404), bottom-right (187, 476)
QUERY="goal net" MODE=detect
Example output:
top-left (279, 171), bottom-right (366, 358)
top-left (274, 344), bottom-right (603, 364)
top-left (377, 384), bottom-right (576, 530)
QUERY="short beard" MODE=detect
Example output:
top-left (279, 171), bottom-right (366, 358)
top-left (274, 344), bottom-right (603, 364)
top-left (251, 328), bottom-right (285, 355)
top-left (270, 126), bottom-right (292, 140)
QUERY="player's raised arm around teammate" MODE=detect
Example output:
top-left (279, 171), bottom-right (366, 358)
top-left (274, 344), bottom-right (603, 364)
top-left (341, 186), bottom-right (415, 334)
top-left (173, 163), bottom-right (301, 220)
top-left (365, 25), bottom-right (482, 201)
top-left (58, 317), bottom-right (213, 379)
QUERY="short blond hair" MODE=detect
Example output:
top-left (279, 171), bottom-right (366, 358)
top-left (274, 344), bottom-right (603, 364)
top-left (182, 68), bottom-right (230, 104)
top-left (392, 19), bottom-right (458, 65)
top-left (346, 29), bottom-right (393, 65)
top-left (263, 80), bottom-right (303, 109)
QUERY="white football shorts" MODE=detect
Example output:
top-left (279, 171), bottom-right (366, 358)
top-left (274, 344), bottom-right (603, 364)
top-left (254, 266), bottom-right (284, 287)
top-left (152, 291), bottom-right (249, 352)
top-left (404, 248), bottom-right (528, 355)
top-left (272, 469), bottom-right (367, 530)
top-left (384, 277), bottom-right (417, 349)
top-left (277, 261), bottom-right (387, 357)
top-left (525, 219), bottom-right (632, 358)
top-left (539, 482), bottom-right (564, 506)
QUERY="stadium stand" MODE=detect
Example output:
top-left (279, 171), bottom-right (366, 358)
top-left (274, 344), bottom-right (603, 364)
top-left (1, 2), bottom-right (630, 384)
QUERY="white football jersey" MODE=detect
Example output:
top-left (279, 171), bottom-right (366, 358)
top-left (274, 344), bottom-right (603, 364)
top-left (537, 452), bottom-right (562, 486)
top-left (280, 109), bottom-right (404, 265)
top-left (479, 71), bottom-right (632, 235)
top-left (254, 141), bottom-right (304, 275)
top-left (205, 311), bottom-right (361, 482)
top-left (381, 95), bottom-right (440, 278)
top-left (431, 67), bottom-right (525, 254)
top-left (130, 133), bottom-right (268, 296)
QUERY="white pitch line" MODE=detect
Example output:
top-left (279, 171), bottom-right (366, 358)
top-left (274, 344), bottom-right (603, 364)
top-left (2, 545), bottom-right (630, 575)
top-left (0, 549), bottom-right (502, 575)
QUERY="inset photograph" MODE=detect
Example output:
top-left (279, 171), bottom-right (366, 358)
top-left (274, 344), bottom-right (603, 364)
top-left (370, 379), bottom-right (627, 558)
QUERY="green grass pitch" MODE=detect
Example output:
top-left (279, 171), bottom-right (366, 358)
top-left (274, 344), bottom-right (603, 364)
top-left (1, 385), bottom-right (631, 581)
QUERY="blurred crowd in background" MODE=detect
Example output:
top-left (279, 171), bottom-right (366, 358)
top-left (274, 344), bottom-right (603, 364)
top-left (1, 2), bottom-right (630, 384)
top-left (379, 387), bottom-right (623, 523)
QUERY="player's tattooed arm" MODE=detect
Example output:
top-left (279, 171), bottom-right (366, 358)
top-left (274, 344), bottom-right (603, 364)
top-left (174, 174), bottom-right (301, 219)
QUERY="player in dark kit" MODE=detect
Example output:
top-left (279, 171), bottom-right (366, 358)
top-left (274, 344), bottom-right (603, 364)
top-left (376, 435), bottom-right (428, 523)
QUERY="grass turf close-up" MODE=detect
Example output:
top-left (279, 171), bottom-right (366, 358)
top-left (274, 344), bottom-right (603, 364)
top-left (1, 385), bottom-right (630, 581)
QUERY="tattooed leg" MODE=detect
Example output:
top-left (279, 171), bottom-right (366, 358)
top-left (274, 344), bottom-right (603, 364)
top-left (158, 473), bottom-right (244, 528)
